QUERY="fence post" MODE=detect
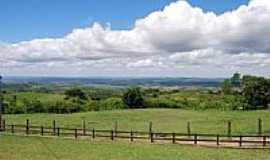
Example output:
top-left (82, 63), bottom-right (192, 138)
top-left (114, 121), bottom-right (118, 137)
top-left (258, 118), bottom-right (262, 135)
top-left (150, 132), bottom-right (154, 143)
top-left (11, 124), bottom-right (14, 134)
top-left (75, 129), bottom-right (78, 139)
top-left (187, 121), bottom-right (191, 137)
top-left (216, 134), bottom-right (220, 146)
top-left (194, 134), bottom-right (197, 145)
top-left (172, 133), bottom-right (176, 144)
top-left (26, 119), bottom-right (29, 135)
top-left (227, 121), bottom-right (231, 137)
top-left (92, 128), bottom-right (95, 139)
top-left (57, 127), bottom-right (60, 137)
top-left (2, 119), bottom-right (5, 131)
top-left (239, 135), bottom-right (242, 147)
top-left (41, 126), bottom-right (44, 136)
top-left (130, 130), bottom-right (134, 142)
top-left (82, 119), bottom-right (86, 136)
top-left (111, 130), bottom-right (114, 140)
top-left (149, 121), bottom-right (153, 139)
top-left (263, 136), bottom-right (267, 147)
top-left (53, 120), bottom-right (56, 135)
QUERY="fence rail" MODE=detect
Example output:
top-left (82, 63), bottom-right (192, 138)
top-left (0, 120), bottom-right (269, 148)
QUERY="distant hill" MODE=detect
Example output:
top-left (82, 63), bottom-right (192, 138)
top-left (2, 76), bottom-right (224, 88)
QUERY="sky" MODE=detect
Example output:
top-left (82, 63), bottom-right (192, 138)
top-left (1, 0), bottom-right (270, 77)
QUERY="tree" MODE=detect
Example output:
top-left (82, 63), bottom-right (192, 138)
top-left (222, 79), bottom-right (233, 94)
top-left (231, 72), bottom-right (241, 87)
top-left (242, 75), bottom-right (270, 109)
top-left (64, 88), bottom-right (87, 100)
top-left (221, 72), bottom-right (242, 95)
top-left (0, 75), bottom-right (3, 125)
top-left (122, 87), bottom-right (144, 108)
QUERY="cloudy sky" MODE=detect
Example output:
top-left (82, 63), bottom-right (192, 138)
top-left (1, 0), bottom-right (270, 77)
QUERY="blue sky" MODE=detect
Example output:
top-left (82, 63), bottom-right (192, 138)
top-left (0, 0), bottom-right (249, 43)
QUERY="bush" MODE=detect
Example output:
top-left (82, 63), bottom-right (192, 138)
top-left (143, 98), bottom-right (183, 109)
top-left (242, 76), bottom-right (270, 109)
top-left (46, 98), bottom-right (86, 114)
top-left (97, 98), bottom-right (126, 111)
top-left (25, 99), bottom-right (45, 113)
top-left (65, 88), bottom-right (87, 100)
top-left (122, 87), bottom-right (144, 108)
top-left (5, 102), bottom-right (26, 114)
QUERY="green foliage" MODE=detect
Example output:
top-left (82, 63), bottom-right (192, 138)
top-left (3, 74), bottom-right (270, 114)
top-left (242, 75), bottom-right (270, 109)
top-left (3, 88), bottom-right (252, 113)
top-left (231, 72), bottom-right (241, 87)
top-left (143, 98), bottom-right (183, 109)
top-left (46, 98), bottom-right (87, 114)
top-left (222, 79), bottom-right (233, 94)
top-left (65, 88), bottom-right (87, 100)
top-left (122, 87), bottom-right (144, 108)
top-left (97, 98), bottom-right (126, 111)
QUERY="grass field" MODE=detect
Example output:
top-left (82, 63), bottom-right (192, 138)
top-left (4, 92), bottom-right (66, 104)
top-left (2, 109), bottom-right (270, 160)
top-left (4, 109), bottom-right (270, 135)
top-left (1, 135), bottom-right (270, 160)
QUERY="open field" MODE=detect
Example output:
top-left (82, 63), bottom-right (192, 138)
top-left (0, 135), bottom-right (270, 160)
top-left (4, 109), bottom-right (270, 135)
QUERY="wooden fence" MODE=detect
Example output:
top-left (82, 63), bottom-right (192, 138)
top-left (0, 119), bottom-right (269, 148)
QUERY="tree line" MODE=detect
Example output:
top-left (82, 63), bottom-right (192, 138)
top-left (222, 73), bottom-right (270, 110)
top-left (1, 73), bottom-right (270, 114)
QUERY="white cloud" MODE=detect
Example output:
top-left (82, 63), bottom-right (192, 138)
top-left (170, 48), bottom-right (270, 68)
top-left (127, 58), bottom-right (164, 68)
top-left (1, 0), bottom-right (270, 77)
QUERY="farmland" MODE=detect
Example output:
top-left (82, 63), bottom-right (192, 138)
top-left (1, 132), bottom-right (270, 160)
top-left (1, 75), bottom-right (270, 159)
top-left (4, 109), bottom-right (270, 135)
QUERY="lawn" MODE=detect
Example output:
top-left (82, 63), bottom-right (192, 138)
top-left (0, 135), bottom-right (270, 160)
top-left (4, 109), bottom-right (270, 135)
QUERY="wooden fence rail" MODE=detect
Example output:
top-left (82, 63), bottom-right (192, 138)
top-left (1, 122), bottom-right (270, 148)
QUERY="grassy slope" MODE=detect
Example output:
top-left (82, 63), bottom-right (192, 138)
top-left (0, 135), bottom-right (270, 160)
top-left (4, 109), bottom-right (270, 135)
top-left (4, 92), bottom-right (65, 104)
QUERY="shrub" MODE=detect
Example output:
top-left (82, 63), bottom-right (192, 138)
top-left (143, 98), bottom-right (182, 109)
top-left (5, 102), bottom-right (26, 114)
top-left (65, 88), bottom-right (87, 100)
top-left (46, 98), bottom-right (86, 114)
top-left (122, 87), bottom-right (144, 108)
top-left (98, 98), bottom-right (126, 111)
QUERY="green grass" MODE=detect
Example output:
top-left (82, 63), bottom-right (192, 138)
top-left (2, 109), bottom-right (270, 160)
top-left (4, 92), bottom-right (65, 104)
top-left (4, 109), bottom-right (270, 135)
top-left (0, 135), bottom-right (270, 160)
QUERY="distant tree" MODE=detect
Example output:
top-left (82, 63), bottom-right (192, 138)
top-left (221, 72), bottom-right (242, 95)
top-left (64, 88), bottom-right (87, 100)
top-left (242, 75), bottom-right (270, 109)
top-left (222, 79), bottom-right (233, 94)
top-left (122, 87), bottom-right (144, 108)
top-left (0, 75), bottom-right (4, 118)
top-left (231, 72), bottom-right (241, 87)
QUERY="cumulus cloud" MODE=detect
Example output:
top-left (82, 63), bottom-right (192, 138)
top-left (1, 0), bottom-right (270, 77)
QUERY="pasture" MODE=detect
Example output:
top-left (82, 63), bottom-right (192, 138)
top-left (1, 135), bottom-right (270, 160)
top-left (2, 109), bottom-right (270, 159)
top-left (4, 109), bottom-right (270, 135)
